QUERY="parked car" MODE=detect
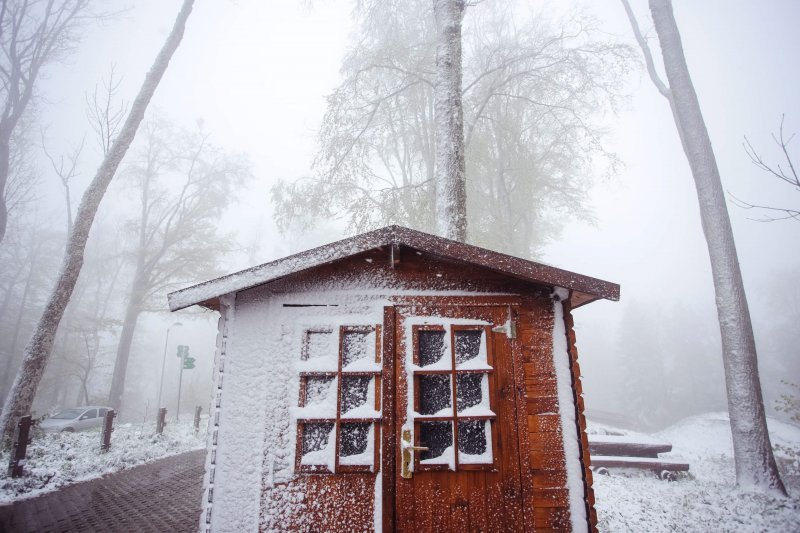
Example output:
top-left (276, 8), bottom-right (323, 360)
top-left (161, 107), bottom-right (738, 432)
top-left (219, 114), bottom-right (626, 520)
top-left (39, 406), bottom-right (112, 433)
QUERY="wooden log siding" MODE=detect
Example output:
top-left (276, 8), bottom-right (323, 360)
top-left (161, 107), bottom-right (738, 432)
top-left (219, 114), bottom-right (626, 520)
top-left (563, 297), bottom-right (598, 533)
top-left (516, 295), bottom-right (597, 533)
top-left (518, 295), bottom-right (572, 530)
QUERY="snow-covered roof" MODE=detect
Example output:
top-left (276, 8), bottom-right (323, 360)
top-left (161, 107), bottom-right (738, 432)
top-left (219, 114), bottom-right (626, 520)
top-left (167, 225), bottom-right (620, 311)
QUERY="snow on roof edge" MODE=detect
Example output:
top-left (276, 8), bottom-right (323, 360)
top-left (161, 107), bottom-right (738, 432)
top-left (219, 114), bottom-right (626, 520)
top-left (167, 225), bottom-right (620, 312)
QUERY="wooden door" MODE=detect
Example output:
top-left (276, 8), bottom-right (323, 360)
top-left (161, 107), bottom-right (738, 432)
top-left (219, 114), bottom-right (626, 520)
top-left (392, 304), bottom-right (525, 532)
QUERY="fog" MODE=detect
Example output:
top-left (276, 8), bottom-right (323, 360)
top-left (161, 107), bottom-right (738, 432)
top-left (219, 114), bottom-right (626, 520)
top-left (0, 0), bottom-right (797, 431)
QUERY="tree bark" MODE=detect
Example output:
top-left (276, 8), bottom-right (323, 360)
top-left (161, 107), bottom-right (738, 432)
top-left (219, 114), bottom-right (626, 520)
top-left (4, 259), bottom-right (34, 386)
top-left (107, 125), bottom-right (154, 414)
top-left (433, 0), bottom-right (467, 242)
top-left (107, 278), bottom-right (145, 412)
top-left (1, 237), bottom-right (45, 397)
top-left (0, 0), bottom-right (195, 444)
top-left (647, 0), bottom-right (786, 495)
top-left (0, 130), bottom-right (10, 243)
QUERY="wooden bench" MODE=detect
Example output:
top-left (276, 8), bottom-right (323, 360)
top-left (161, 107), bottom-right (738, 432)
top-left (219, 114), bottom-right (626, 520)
top-left (588, 435), bottom-right (689, 480)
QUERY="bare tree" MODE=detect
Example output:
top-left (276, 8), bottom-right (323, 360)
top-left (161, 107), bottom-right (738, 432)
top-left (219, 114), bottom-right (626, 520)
top-left (272, 1), bottom-right (630, 258)
top-left (3, 119), bottom-right (40, 219)
top-left (0, 0), bottom-right (196, 444)
top-left (59, 268), bottom-right (121, 406)
top-left (42, 136), bottom-right (85, 230)
top-left (0, 222), bottom-right (61, 399)
top-left (730, 115), bottom-right (798, 221)
top-left (107, 117), bottom-right (251, 412)
top-left (38, 217), bottom-right (126, 408)
top-left (86, 66), bottom-right (127, 156)
top-left (0, 0), bottom-right (93, 244)
top-left (622, 0), bottom-right (786, 495)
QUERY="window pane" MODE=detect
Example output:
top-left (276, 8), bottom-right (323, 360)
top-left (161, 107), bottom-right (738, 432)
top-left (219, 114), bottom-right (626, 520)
top-left (341, 376), bottom-right (372, 415)
top-left (419, 421), bottom-right (454, 466)
top-left (418, 330), bottom-right (448, 368)
top-left (301, 330), bottom-right (337, 372)
top-left (454, 330), bottom-right (484, 366)
top-left (52, 409), bottom-right (83, 419)
top-left (418, 374), bottom-right (452, 416)
top-left (302, 422), bottom-right (334, 454)
top-left (300, 422), bottom-right (335, 470)
top-left (305, 330), bottom-right (335, 360)
top-left (456, 373), bottom-right (483, 413)
top-left (302, 377), bottom-right (337, 418)
top-left (339, 422), bottom-right (374, 465)
top-left (458, 420), bottom-right (492, 464)
top-left (342, 330), bottom-right (375, 369)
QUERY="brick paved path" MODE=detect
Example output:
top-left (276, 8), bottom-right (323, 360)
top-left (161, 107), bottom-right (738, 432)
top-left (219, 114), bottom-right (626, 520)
top-left (0, 449), bottom-right (205, 533)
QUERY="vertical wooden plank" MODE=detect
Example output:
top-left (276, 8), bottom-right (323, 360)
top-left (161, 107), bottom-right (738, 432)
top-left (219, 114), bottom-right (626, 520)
top-left (449, 325), bottom-right (460, 470)
top-left (511, 300), bottom-right (537, 531)
top-left (382, 306), bottom-right (396, 533)
top-left (394, 306), bottom-right (415, 532)
top-left (335, 326), bottom-right (344, 473)
top-left (490, 305), bottom-right (524, 532)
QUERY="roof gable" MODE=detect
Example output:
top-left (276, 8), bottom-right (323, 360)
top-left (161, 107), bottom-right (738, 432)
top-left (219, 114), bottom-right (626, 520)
top-left (167, 225), bottom-right (620, 311)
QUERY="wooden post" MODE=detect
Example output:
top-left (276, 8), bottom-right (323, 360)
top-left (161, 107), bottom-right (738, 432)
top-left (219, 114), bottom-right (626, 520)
top-left (7, 414), bottom-right (32, 478)
top-left (100, 409), bottom-right (115, 452)
top-left (156, 407), bottom-right (167, 435)
top-left (194, 405), bottom-right (202, 435)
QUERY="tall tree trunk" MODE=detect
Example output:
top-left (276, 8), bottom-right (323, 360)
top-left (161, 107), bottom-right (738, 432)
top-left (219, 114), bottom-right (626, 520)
top-left (1, 242), bottom-right (42, 397)
top-left (0, 0), bottom-right (196, 444)
top-left (644, 0), bottom-right (786, 495)
top-left (74, 379), bottom-right (89, 406)
top-left (0, 130), bottom-right (11, 243)
top-left (107, 280), bottom-right (145, 412)
top-left (0, 263), bottom-right (26, 326)
top-left (433, 0), bottom-right (467, 242)
top-left (4, 262), bottom-right (34, 387)
top-left (107, 127), bottom-right (154, 414)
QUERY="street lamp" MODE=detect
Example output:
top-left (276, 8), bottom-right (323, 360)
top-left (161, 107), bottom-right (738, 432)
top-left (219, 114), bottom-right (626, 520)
top-left (157, 322), bottom-right (183, 412)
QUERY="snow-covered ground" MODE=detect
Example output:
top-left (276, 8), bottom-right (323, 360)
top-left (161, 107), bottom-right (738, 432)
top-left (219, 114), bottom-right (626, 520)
top-left (2, 410), bottom-right (798, 532)
top-left (590, 413), bottom-right (800, 532)
top-left (0, 418), bottom-right (206, 504)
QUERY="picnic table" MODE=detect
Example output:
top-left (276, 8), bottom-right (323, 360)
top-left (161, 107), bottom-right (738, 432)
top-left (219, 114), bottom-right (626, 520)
top-left (588, 434), bottom-right (689, 480)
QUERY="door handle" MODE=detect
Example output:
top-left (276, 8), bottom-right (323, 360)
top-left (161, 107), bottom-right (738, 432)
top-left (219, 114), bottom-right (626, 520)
top-left (401, 429), bottom-right (427, 479)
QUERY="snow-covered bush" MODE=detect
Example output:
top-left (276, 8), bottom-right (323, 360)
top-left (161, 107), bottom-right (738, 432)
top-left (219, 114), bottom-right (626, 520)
top-left (0, 419), bottom-right (205, 503)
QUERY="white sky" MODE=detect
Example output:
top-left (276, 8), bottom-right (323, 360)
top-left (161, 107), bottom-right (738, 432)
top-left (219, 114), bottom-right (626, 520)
top-left (29, 0), bottom-right (800, 417)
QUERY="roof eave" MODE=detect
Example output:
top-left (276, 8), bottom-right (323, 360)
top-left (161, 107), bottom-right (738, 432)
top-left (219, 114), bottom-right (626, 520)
top-left (167, 225), bottom-right (620, 312)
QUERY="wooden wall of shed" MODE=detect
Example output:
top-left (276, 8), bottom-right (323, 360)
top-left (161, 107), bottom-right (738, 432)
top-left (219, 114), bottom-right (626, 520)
top-left (563, 298), bottom-right (598, 532)
top-left (517, 295), bottom-right (597, 532)
top-left (261, 474), bottom-right (377, 531)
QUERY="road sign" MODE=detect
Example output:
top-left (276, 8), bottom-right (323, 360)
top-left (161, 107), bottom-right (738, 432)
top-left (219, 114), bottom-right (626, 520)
top-left (176, 345), bottom-right (189, 358)
top-left (183, 356), bottom-right (196, 369)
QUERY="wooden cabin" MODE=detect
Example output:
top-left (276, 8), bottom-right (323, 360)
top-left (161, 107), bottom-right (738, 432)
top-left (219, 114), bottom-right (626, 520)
top-left (168, 225), bottom-right (619, 533)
